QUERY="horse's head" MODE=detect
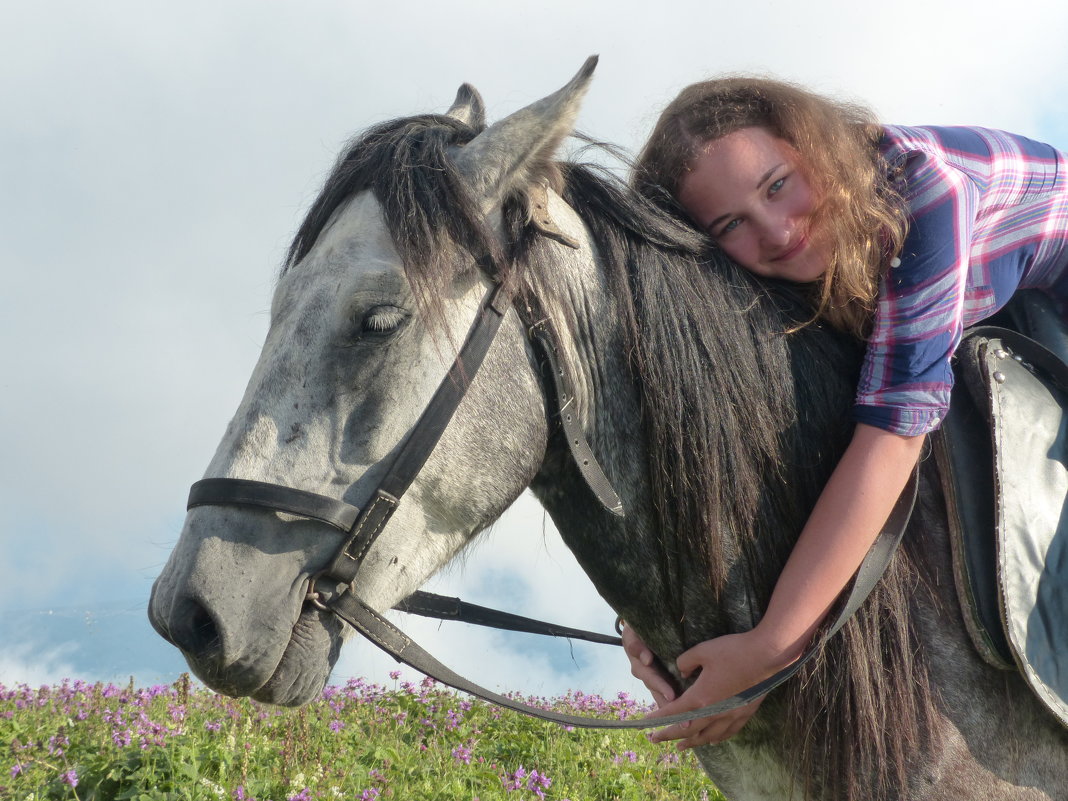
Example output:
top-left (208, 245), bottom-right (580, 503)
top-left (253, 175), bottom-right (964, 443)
top-left (149, 59), bottom-right (600, 705)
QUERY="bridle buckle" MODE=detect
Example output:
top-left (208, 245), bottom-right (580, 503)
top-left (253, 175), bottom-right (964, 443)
top-left (304, 571), bottom-right (332, 611)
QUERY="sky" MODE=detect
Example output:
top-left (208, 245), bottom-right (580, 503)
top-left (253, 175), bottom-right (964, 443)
top-left (3, 0), bottom-right (1068, 702)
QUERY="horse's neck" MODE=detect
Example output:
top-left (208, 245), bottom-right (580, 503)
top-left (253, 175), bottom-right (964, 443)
top-left (525, 237), bottom-right (834, 661)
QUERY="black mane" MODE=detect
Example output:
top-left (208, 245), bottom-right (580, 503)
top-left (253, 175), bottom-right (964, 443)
top-left (283, 114), bottom-right (502, 334)
top-left (560, 161), bottom-right (859, 602)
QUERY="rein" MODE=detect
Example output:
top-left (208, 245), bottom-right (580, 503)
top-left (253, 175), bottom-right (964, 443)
top-left (186, 238), bottom-right (918, 729)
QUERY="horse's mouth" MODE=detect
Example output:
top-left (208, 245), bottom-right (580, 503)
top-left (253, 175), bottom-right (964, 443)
top-left (249, 604), bottom-right (346, 706)
top-left (159, 601), bottom-right (344, 707)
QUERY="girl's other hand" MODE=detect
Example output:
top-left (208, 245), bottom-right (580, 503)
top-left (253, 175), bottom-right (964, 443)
top-left (644, 630), bottom-right (781, 749)
top-left (620, 622), bottom-right (679, 709)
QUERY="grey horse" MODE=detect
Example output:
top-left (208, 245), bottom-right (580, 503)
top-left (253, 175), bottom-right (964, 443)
top-left (149, 60), bottom-right (1068, 800)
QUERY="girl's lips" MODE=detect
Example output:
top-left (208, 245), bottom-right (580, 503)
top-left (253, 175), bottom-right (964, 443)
top-left (774, 236), bottom-right (808, 261)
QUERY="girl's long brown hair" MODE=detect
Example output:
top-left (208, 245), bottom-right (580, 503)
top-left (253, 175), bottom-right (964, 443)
top-left (634, 76), bottom-right (908, 338)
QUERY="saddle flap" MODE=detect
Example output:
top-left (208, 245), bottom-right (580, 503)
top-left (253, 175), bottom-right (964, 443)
top-left (936, 359), bottom-right (1015, 671)
top-left (985, 331), bottom-right (1068, 727)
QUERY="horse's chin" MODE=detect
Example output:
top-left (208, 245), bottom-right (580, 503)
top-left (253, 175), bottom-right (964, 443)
top-left (247, 606), bottom-right (345, 707)
top-left (177, 604), bottom-right (343, 707)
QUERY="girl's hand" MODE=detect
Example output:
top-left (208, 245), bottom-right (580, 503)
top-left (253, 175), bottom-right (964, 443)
top-left (620, 623), bottom-right (679, 709)
top-left (644, 630), bottom-right (784, 749)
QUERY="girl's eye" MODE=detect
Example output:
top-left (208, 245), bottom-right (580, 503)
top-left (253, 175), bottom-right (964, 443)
top-left (720, 218), bottom-right (742, 236)
top-left (769, 177), bottom-right (786, 194)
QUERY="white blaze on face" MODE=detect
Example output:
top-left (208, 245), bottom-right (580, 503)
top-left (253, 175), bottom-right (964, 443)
top-left (200, 190), bottom-right (498, 608)
top-left (211, 194), bottom-right (448, 478)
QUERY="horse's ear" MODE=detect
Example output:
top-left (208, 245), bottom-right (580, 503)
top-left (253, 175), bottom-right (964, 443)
top-left (445, 83), bottom-right (486, 131)
top-left (453, 55), bottom-right (597, 207)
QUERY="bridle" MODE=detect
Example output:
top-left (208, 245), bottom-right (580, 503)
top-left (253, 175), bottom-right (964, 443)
top-left (184, 221), bottom-right (918, 730)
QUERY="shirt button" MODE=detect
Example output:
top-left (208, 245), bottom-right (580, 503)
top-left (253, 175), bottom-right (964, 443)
top-left (890, 257), bottom-right (902, 268)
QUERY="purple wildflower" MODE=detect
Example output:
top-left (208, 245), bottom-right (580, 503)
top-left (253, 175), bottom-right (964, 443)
top-left (329, 719), bottom-right (345, 732)
top-left (287, 789), bottom-right (311, 801)
top-left (620, 750), bottom-right (638, 763)
top-left (61, 769), bottom-right (79, 787)
top-left (112, 728), bottom-right (132, 747)
top-left (527, 769), bottom-right (552, 799)
top-left (452, 745), bottom-right (472, 765)
top-left (502, 766), bottom-right (528, 791)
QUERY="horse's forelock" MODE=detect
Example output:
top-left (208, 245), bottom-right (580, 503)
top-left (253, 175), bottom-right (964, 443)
top-left (284, 114), bottom-right (502, 334)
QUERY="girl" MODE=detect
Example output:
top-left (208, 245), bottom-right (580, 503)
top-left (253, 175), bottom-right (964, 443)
top-left (623, 76), bottom-right (1068, 749)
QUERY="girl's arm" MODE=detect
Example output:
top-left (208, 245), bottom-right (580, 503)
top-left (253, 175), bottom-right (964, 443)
top-left (645, 422), bottom-right (925, 748)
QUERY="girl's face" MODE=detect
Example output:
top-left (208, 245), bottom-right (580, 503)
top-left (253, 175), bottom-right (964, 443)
top-left (677, 126), bottom-right (827, 283)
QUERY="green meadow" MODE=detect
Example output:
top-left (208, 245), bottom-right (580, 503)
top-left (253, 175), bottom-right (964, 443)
top-left (2, 674), bottom-right (722, 800)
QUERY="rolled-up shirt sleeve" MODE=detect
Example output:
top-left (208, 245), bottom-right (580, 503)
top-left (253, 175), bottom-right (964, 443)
top-left (852, 150), bottom-right (982, 436)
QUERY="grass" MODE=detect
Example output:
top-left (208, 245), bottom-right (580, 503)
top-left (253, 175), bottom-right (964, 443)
top-left (1, 674), bottom-right (723, 800)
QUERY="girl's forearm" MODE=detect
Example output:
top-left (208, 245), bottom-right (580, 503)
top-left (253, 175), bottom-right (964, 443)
top-left (751, 423), bottom-right (925, 667)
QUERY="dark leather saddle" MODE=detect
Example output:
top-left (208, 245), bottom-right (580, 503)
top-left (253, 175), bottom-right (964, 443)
top-left (934, 289), bottom-right (1068, 728)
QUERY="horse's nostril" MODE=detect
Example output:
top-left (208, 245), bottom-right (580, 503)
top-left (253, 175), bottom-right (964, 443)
top-left (168, 598), bottom-right (223, 657)
top-left (190, 604), bottom-right (219, 646)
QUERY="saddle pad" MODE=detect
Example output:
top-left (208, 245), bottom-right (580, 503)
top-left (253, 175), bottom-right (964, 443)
top-left (981, 330), bottom-right (1068, 727)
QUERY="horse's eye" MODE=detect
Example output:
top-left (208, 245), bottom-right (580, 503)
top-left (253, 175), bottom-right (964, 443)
top-left (359, 305), bottom-right (408, 336)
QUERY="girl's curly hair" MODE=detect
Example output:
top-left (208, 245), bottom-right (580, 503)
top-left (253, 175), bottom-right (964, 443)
top-left (633, 75), bottom-right (908, 338)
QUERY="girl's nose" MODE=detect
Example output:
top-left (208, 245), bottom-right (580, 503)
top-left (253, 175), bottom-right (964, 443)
top-left (759, 218), bottom-right (793, 250)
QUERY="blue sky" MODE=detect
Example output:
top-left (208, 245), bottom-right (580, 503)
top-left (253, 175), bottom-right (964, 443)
top-left (3, 0), bottom-right (1068, 698)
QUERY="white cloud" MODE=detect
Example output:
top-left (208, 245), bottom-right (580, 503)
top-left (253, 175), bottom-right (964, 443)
top-left (0, 642), bottom-right (80, 689)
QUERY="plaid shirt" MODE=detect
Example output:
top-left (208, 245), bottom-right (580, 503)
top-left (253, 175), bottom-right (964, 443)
top-left (853, 125), bottom-right (1068, 435)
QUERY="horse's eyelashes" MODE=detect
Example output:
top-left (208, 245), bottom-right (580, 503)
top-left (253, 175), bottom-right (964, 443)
top-left (359, 305), bottom-right (409, 336)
